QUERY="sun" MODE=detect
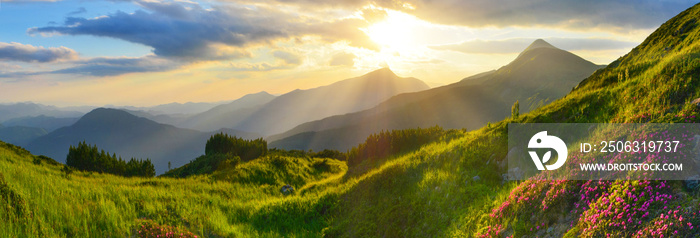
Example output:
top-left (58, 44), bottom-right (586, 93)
top-left (365, 10), bottom-right (421, 51)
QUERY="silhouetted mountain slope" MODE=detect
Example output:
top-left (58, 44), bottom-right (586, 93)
top-left (270, 40), bottom-right (603, 151)
top-left (0, 126), bottom-right (47, 146)
top-left (2, 115), bottom-right (78, 132)
top-left (25, 108), bottom-right (259, 174)
top-left (178, 91), bottom-right (276, 131)
top-left (227, 68), bottom-right (429, 136)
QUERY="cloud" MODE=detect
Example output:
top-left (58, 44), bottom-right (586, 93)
top-left (68, 7), bottom-right (87, 15)
top-left (227, 62), bottom-right (293, 72)
top-left (242, 0), bottom-right (697, 31)
top-left (273, 50), bottom-right (302, 65)
top-left (0, 55), bottom-right (177, 78)
top-left (0, 42), bottom-right (77, 63)
top-left (329, 52), bottom-right (356, 66)
top-left (51, 56), bottom-right (177, 76)
top-left (0, 63), bottom-right (21, 70)
top-left (306, 18), bottom-right (380, 50)
top-left (360, 7), bottom-right (389, 22)
top-left (28, 0), bottom-right (378, 61)
top-left (404, 58), bottom-right (444, 64)
top-left (430, 38), bottom-right (638, 54)
top-left (400, 0), bottom-right (696, 30)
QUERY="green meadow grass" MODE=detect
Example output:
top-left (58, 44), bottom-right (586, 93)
top-left (0, 126), bottom-right (518, 237)
top-left (0, 141), bottom-right (349, 237)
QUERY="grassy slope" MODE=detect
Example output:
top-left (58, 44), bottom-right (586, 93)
top-left (0, 140), bottom-right (347, 237)
top-left (2, 3), bottom-right (700, 237)
top-left (0, 124), bottom-right (516, 237)
top-left (475, 3), bottom-right (700, 237)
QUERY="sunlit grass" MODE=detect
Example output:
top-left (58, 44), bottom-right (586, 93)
top-left (0, 125), bottom-right (517, 237)
top-left (0, 141), bottom-right (350, 237)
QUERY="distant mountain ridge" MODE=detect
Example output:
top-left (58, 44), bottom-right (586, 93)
top-left (0, 126), bottom-right (47, 145)
top-left (0, 102), bottom-right (84, 123)
top-left (270, 39), bottom-right (604, 151)
top-left (25, 108), bottom-right (261, 174)
top-left (2, 115), bottom-right (78, 132)
top-left (182, 68), bottom-right (429, 136)
top-left (178, 91), bottom-right (277, 131)
top-left (236, 68), bottom-right (429, 135)
top-left (114, 101), bottom-right (230, 116)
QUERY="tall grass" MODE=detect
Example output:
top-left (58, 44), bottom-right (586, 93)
top-left (0, 141), bottom-right (349, 237)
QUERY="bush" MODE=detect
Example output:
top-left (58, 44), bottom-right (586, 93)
top-left (217, 157), bottom-right (241, 171)
top-left (134, 219), bottom-right (197, 238)
top-left (61, 165), bottom-right (73, 178)
top-left (268, 148), bottom-right (308, 158)
top-left (269, 155), bottom-right (289, 168)
top-left (163, 133), bottom-right (267, 178)
top-left (311, 149), bottom-right (346, 161)
top-left (266, 148), bottom-right (346, 161)
top-left (161, 153), bottom-right (240, 178)
top-left (33, 155), bottom-right (59, 166)
top-left (312, 159), bottom-right (332, 172)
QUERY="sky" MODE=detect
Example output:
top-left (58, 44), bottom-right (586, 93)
top-left (0, 0), bottom-right (696, 107)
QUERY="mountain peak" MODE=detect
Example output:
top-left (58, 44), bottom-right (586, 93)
top-left (254, 91), bottom-right (272, 96)
top-left (523, 39), bottom-right (557, 52)
top-left (77, 108), bottom-right (145, 125)
top-left (84, 108), bottom-right (131, 117)
top-left (365, 67), bottom-right (398, 78)
top-left (238, 91), bottom-right (274, 99)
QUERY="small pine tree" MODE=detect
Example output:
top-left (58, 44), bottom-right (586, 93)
top-left (511, 100), bottom-right (520, 119)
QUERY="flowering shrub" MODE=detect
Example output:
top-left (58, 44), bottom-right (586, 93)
top-left (578, 180), bottom-right (673, 237)
top-left (480, 178), bottom-right (699, 237)
top-left (480, 180), bottom-right (577, 237)
top-left (477, 224), bottom-right (504, 238)
top-left (633, 207), bottom-right (700, 237)
top-left (479, 113), bottom-right (700, 236)
top-left (135, 219), bottom-right (198, 238)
